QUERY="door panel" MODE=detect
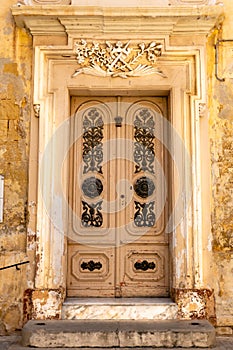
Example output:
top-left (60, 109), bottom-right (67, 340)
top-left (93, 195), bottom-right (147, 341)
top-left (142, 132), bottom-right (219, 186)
top-left (70, 98), bottom-right (116, 244)
top-left (68, 244), bottom-right (115, 297)
top-left (67, 96), bottom-right (169, 297)
top-left (119, 244), bottom-right (168, 297)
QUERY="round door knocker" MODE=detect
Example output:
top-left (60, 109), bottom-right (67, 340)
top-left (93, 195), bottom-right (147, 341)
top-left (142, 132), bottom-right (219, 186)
top-left (82, 177), bottom-right (103, 198)
top-left (133, 176), bottom-right (155, 198)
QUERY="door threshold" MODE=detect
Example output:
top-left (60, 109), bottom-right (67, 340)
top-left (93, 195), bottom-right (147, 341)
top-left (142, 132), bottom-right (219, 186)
top-left (63, 297), bottom-right (175, 305)
top-left (62, 297), bottom-right (178, 320)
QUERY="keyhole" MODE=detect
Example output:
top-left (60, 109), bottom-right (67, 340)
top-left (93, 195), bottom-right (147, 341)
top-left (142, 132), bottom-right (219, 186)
top-left (114, 116), bottom-right (122, 127)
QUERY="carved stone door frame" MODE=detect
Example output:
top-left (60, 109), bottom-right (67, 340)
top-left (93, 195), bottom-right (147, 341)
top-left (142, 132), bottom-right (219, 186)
top-left (12, 5), bottom-right (223, 319)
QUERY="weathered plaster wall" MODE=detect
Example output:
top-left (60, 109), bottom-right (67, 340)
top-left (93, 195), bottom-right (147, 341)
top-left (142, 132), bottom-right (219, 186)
top-left (0, 1), bottom-right (33, 334)
top-left (208, 0), bottom-right (233, 334)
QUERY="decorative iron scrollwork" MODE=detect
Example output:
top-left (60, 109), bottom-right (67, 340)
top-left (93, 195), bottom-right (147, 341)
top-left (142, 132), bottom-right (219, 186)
top-left (134, 260), bottom-right (156, 271)
top-left (134, 176), bottom-right (155, 198)
top-left (82, 177), bottom-right (103, 198)
top-left (81, 260), bottom-right (103, 271)
top-left (82, 108), bottom-right (104, 174)
top-left (134, 108), bottom-right (155, 173)
top-left (81, 201), bottom-right (103, 227)
top-left (134, 201), bottom-right (155, 227)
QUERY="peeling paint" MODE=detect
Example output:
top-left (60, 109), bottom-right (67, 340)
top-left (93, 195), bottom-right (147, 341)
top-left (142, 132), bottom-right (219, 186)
top-left (27, 228), bottom-right (36, 250)
top-left (207, 234), bottom-right (213, 252)
top-left (173, 289), bottom-right (216, 325)
top-left (207, 2), bottom-right (233, 327)
top-left (176, 249), bottom-right (186, 281)
top-left (31, 290), bottom-right (65, 320)
top-left (0, 0), bottom-right (32, 334)
top-left (23, 289), bottom-right (33, 324)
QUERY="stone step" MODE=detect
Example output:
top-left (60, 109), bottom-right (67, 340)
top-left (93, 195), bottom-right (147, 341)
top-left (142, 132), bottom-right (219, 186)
top-left (21, 319), bottom-right (216, 348)
top-left (9, 345), bottom-right (223, 350)
top-left (62, 298), bottom-right (178, 320)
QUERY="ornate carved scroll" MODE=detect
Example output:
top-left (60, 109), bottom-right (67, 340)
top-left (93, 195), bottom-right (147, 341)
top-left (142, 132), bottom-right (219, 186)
top-left (134, 108), bottom-right (155, 173)
top-left (81, 201), bottom-right (103, 227)
top-left (82, 108), bottom-right (104, 174)
top-left (33, 104), bottom-right (40, 118)
top-left (198, 103), bottom-right (207, 118)
top-left (134, 201), bottom-right (155, 227)
top-left (72, 40), bottom-right (166, 78)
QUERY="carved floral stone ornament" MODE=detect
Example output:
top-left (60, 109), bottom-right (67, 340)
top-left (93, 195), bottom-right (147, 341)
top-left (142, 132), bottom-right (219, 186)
top-left (33, 104), bottom-right (40, 118)
top-left (72, 40), bottom-right (166, 79)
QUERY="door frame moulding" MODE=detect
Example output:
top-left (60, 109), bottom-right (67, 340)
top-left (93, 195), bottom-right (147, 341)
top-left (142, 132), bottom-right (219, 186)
top-left (12, 5), bottom-right (223, 37)
top-left (11, 5), bottom-right (223, 319)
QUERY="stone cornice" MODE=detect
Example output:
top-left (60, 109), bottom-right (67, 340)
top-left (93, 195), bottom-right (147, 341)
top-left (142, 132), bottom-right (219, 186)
top-left (11, 5), bottom-right (224, 36)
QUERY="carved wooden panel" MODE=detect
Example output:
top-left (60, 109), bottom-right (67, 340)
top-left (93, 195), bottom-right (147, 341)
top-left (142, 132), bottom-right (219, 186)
top-left (67, 96), bottom-right (169, 297)
top-left (70, 98), bottom-right (115, 247)
top-left (71, 0), bottom-right (217, 5)
top-left (25, 0), bottom-right (71, 4)
top-left (67, 244), bottom-right (115, 297)
top-left (121, 99), bottom-right (166, 241)
top-left (169, 0), bottom-right (213, 4)
top-left (118, 245), bottom-right (169, 297)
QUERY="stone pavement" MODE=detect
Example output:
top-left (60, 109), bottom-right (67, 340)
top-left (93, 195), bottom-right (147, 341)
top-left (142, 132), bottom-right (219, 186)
top-left (1, 334), bottom-right (233, 350)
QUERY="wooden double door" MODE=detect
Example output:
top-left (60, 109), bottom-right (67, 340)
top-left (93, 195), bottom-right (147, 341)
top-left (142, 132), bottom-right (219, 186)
top-left (67, 96), bottom-right (169, 297)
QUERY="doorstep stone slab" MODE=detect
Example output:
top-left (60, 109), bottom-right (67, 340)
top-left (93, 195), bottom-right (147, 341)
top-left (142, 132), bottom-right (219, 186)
top-left (7, 337), bottom-right (233, 350)
top-left (8, 347), bottom-right (227, 350)
top-left (21, 319), bottom-right (215, 348)
top-left (62, 298), bottom-right (178, 320)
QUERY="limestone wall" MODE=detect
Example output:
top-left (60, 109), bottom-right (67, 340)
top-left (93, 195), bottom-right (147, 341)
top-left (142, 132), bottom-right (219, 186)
top-left (0, 0), bottom-right (33, 334)
top-left (208, 0), bottom-right (233, 334)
